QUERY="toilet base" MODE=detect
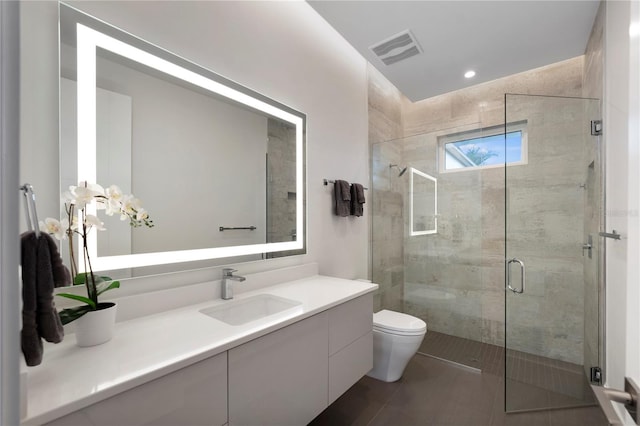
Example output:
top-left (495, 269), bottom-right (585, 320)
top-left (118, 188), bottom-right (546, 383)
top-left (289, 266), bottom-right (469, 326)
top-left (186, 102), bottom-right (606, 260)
top-left (367, 328), bottom-right (425, 382)
top-left (367, 366), bottom-right (404, 382)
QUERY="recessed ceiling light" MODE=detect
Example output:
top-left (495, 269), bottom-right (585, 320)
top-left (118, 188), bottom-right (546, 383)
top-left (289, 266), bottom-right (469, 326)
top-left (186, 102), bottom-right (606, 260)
top-left (464, 70), bottom-right (476, 79)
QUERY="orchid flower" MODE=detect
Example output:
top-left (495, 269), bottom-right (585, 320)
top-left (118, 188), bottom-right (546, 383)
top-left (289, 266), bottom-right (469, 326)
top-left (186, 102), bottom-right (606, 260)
top-left (39, 217), bottom-right (69, 240)
top-left (84, 214), bottom-right (106, 231)
top-left (136, 208), bottom-right (149, 222)
top-left (70, 184), bottom-right (104, 210)
top-left (104, 185), bottom-right (124, 216)
top-left (39, 181), bottom-right (153, 325)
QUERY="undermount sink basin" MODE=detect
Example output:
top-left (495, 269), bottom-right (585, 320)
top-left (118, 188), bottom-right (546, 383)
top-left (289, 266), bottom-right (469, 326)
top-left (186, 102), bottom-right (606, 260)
top-left (200, 294), bottom-right (302, 326)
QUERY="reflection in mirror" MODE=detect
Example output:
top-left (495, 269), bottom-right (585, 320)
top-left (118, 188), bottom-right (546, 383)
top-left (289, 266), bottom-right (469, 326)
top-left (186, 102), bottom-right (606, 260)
top-left (410, 168), bottom-right (437, 236)
top-left (59, 4), bottom-right (305, 276)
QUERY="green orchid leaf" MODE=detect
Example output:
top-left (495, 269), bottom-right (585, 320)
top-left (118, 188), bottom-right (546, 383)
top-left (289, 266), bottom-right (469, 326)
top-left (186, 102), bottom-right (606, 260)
top-left (59, 305), bottom-right (94, 325)
top-left (57, 293), bottom-right (97, 309)
top-left (73, 273), bottom-right (112, 286)
top-left (73, 273), bottom-right (88, 286)
top-left (96, 280), bottom-right (120, 296)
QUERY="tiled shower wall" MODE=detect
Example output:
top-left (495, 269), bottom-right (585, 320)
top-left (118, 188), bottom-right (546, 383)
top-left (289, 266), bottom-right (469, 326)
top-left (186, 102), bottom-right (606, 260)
top-left (369, 55), bottom-right (601, 364)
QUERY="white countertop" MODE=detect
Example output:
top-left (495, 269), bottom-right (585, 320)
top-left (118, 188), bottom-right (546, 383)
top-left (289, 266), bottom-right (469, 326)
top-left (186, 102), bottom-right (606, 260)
top-left (22, 274), bottom-right (377, 425)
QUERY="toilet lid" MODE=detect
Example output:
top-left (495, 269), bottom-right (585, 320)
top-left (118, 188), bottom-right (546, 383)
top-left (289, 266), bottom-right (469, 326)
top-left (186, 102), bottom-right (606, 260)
top-left (373, 310), bottom-right (427, 335)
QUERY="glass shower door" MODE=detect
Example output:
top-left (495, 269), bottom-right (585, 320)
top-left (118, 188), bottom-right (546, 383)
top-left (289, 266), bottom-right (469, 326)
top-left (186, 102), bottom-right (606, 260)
top-left (505, 94), bottom-right (602, 412)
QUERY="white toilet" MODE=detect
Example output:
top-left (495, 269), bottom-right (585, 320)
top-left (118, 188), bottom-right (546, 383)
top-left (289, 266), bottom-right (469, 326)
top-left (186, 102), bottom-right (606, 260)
top-left (367, 310), bottom-right (427, 382)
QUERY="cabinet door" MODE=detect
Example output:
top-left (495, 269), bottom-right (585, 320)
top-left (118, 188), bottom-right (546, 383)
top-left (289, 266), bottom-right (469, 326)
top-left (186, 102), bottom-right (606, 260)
top-left (328, 294), bottom-right (373, 355)
top-left (228, 312), bottom-right (329, 426)
top-left (327, 294), bottom-right (373, 404)
top-left (46, 352), bottom-right (228, 426)
top-left (329, 332), bottom-right (373, 404)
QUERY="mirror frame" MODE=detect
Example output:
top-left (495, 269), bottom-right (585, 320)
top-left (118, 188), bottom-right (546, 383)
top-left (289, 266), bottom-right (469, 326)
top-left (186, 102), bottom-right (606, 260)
top-left (61, 3), bottom-right (306, 272)
top-left (409, 167), bottom-right (437, 236)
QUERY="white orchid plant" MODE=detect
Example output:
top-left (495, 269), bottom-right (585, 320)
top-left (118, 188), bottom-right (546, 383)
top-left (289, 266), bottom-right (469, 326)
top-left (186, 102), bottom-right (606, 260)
top-left (40, 182), bottom-right (153, 325)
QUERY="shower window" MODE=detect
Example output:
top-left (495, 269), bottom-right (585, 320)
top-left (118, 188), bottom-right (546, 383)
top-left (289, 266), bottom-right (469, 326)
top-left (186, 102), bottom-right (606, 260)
top-left (439, 121), bottom-right (528, 172)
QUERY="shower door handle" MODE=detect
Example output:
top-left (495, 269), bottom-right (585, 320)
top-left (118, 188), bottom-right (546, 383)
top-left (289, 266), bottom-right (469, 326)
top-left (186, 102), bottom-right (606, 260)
top-left (507, 258), bottom-right (525, 294)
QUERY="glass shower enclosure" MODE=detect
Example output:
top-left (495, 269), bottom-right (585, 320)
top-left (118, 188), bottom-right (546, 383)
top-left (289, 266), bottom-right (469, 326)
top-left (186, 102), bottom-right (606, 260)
top-left (504, 94), bottom-right (602, 412)
top-left (371, 93), bottom-right (602, 413)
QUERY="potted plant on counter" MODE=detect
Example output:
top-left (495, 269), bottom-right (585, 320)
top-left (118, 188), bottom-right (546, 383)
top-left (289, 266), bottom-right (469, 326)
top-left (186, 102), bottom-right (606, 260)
top-left (40, 182), bottom-right (153, 346)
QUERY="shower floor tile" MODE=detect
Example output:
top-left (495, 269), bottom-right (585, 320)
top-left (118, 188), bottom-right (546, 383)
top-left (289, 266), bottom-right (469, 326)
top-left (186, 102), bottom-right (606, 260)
top-left (418, 330), bottom-right (595, 408)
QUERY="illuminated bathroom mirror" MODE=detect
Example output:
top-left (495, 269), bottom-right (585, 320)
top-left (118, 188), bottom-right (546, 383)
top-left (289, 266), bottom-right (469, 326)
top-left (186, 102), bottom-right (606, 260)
top-left (410, 167), bottom-right (437, 236)
top-left (59, 3), bottom-right (306, 273)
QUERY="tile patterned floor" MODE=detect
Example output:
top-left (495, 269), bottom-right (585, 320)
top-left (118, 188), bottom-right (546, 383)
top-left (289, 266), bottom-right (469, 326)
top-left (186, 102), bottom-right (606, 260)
top-left (310, 332), bottom-right (606, 426)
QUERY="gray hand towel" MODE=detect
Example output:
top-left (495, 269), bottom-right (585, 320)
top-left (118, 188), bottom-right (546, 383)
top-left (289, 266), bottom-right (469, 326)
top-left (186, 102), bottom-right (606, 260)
top-left (36, 233), bottom-right (68, 343)
top-left (20, 231), bottom-right (70, 366)
top-left (334, 180), bottom-right (351, 217)
top-left (21, 232), bottom-right (42, 366)
top-left (350, 183), bottom-right (366, 217)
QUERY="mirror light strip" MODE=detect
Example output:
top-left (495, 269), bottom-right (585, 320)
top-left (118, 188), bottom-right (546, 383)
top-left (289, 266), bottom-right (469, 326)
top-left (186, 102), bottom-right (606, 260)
top-left (76, 23), bottom-right (304, 271)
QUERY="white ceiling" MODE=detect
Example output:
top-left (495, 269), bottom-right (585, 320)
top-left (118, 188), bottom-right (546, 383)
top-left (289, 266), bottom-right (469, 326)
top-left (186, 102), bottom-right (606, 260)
top-left (308, 1), bottom-right (600, 101)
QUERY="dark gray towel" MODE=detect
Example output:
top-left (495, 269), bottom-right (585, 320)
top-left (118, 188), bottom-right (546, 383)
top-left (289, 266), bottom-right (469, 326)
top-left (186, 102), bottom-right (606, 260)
top-left (21, 231), bottom-right (70, 366)
top-left (21, 232), bottom-right (42, 366)
top-left (350, 183), bottom-right (366, 217)
top-left (36, 233), bottom-right (68, 341)
top-left (334, 180), bottom-right (351, 217)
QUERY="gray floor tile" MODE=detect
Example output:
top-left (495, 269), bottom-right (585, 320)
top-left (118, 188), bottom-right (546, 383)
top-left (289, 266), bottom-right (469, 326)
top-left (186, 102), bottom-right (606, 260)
top-left (309, 378), bottom-right (399, 426)
top-left (491, 410), bottom-right (551, 426)
top-left (547, 406), bottom-right (608, 426)
top-left (309, 354), bottom-right (608, 426)
top-left (367, 405), bottom-right (424, 426)
top-left (504, 379), bottom-right (549, 412)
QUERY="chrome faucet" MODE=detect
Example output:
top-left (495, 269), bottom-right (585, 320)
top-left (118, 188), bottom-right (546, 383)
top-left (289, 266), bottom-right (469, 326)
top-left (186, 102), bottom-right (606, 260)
top-left (221, 268), bottom-right (246, 300)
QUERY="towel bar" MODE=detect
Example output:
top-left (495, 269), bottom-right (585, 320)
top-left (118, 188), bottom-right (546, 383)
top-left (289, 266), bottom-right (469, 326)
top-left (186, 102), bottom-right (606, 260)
top-left (591, 377), bottom-right (639, 425)
top-left (20, 183), bottom-right (40, 237)
top-left (323, 179), bottom-right (368, 190)
top-left (219, 226), bottom-right (257, 231)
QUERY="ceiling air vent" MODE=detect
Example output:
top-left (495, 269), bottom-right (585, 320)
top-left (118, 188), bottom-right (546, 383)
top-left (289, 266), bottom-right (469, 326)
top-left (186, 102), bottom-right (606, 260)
top-left (370, 30), bottom-right (422, 66)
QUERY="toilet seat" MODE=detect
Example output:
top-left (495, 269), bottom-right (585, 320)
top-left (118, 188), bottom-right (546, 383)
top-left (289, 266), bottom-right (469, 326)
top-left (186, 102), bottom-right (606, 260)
top-left (373, 310), bottom-right (427, 336)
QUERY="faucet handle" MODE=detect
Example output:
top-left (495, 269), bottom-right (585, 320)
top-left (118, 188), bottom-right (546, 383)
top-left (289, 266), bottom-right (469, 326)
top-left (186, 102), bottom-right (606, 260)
top-left (223, 268), bottom-right (237, 276)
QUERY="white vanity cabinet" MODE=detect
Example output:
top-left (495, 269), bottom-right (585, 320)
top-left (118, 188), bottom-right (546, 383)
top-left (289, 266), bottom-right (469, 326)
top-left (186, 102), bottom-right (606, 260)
top-left (44, 352), bottom-right (228, 426)
top-left (37, 292), bottom-right (374, 426)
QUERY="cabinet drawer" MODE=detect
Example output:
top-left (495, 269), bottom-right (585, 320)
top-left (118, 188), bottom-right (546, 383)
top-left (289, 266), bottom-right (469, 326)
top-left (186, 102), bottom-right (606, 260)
top-left (328, 331), bottom-right (373, 404)
top-left (328, 294), bottom-right (373, 355)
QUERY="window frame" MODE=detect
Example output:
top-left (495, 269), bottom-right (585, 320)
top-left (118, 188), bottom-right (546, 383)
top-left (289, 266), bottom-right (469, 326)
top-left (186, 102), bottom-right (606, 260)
top-left (438, 121), bottom-right (528, 173)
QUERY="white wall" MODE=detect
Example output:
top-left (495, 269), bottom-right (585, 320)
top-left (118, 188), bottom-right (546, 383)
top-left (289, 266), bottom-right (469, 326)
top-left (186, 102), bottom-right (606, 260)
top-left (1, 2), bottom-right (21, 424)
top-left (20, 2), bottom-right (60, 225)
top-left (21, 1), bottom-right (370, 290)
top-left (604, 1), bottom-right (640, 422)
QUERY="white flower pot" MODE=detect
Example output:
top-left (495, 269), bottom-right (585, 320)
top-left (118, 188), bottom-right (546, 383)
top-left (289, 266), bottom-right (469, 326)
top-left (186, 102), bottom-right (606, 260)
top-left (75, 302), bottom-right (117, 347)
